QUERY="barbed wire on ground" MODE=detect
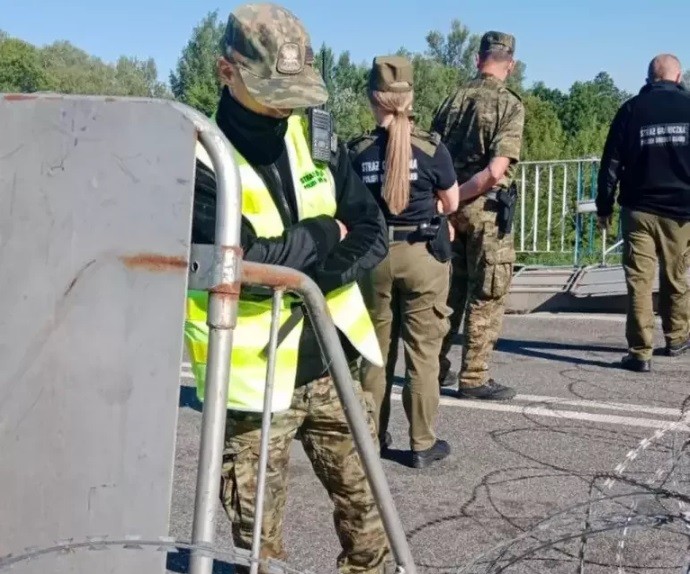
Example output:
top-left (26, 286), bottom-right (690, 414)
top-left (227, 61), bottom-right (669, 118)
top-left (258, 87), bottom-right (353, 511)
top-left (0, 537), bottom-right (315, 574)
top-left (449, 392), bottom-right (690, 573)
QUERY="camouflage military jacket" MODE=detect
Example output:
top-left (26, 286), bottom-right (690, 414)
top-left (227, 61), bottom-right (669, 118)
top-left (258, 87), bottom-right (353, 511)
top-left (431, 73), bottom-right (525, 189)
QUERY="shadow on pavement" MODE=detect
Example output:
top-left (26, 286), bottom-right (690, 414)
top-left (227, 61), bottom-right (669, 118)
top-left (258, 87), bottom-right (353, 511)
top-left (179, 385), bottom-right (203, 412)
top-left (166, 548), bottom-right (235, 573)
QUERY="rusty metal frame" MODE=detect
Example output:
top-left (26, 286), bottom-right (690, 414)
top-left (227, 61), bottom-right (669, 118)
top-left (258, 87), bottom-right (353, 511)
top-left (186, 137), bottom-right (417, 572)
top-left (241, 263), bottom-right (417, 574)
top-left (187, 247), bottom-right (419, 574)
top-left (173, 104), bottom-right (244, 574)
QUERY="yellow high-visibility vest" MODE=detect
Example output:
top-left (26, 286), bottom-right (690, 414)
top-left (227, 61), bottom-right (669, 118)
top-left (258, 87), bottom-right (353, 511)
top-left (185, 113), bottom-right (383, 413)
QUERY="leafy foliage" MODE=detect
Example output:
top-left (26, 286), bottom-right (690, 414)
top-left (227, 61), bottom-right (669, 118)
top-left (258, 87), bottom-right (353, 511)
top-left (0, 37), bottom-right (49, 92)
top-left (3, 15), bottom-right (689, 164)
top-left (169, 10), bottom-right (226, 116)
top-left (0, 33), bottom-right (169, 97)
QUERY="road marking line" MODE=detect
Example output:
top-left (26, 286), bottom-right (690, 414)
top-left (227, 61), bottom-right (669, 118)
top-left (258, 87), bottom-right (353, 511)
top-left (511, 394), bottom-right (679, 418)
top-left (180, 364), bottom-right (678, 418)
top-left (390, 393), bottom-right (689, 432)
top-left (507, 312), bottom-right (630, 322)
top-left (178, 369), bottom-right (687, 431)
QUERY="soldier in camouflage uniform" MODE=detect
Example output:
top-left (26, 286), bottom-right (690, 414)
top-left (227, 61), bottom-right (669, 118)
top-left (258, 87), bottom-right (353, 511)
top-left (431, 31), bottom-right (525, 400)
top-left (190, 4), bottom-right (393, 573)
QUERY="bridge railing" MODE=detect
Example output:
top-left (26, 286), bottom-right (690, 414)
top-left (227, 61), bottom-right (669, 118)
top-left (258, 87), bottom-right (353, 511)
top-left (514, 158), bottom-right (623, 267)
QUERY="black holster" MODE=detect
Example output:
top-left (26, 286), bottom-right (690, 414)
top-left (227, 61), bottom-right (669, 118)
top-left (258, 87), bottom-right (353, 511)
top-left (425, 214), bottom-right (453, 262)
top-left (496, 184), bottom-right (518, 237)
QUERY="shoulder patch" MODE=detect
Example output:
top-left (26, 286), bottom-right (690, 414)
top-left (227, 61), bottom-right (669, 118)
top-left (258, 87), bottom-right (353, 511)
top-left (411, 127), bottom-right (441, 157)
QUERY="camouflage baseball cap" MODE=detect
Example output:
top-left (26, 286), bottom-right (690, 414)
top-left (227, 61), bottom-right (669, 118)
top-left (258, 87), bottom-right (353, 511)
top-left (479, 31), bottom-right (516, 55)
top-left (222, 3), bottom-right (328, 109)
top-left (368, 55), bottom-right (413, 93)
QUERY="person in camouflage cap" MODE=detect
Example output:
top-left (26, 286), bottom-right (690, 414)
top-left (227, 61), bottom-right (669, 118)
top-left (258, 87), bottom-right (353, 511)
top-left (187, 3), bottom-right (395, 573)
top-left (431, 30), bottom-right (525, 401)
top-left (220, 2), bottom-right (329, 109)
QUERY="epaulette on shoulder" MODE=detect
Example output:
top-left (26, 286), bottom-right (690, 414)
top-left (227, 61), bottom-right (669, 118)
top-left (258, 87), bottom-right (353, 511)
top-left (347, 132), bottom-right (376, 157)
top-left (501, 84), bottom-right (523, 103)
top-left (411, 127), bottom-right (441, 157)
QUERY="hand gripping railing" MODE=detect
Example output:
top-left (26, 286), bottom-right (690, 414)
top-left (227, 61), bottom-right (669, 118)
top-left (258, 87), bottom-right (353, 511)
top-left (187, 113), bottom-right (417, 574)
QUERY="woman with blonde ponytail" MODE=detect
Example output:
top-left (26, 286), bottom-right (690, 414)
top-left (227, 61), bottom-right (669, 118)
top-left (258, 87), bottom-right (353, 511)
top-left (348, 55), bottom-right (459, 469)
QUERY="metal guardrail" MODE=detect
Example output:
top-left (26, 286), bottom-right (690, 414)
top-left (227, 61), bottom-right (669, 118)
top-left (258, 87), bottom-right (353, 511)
top-left (0, 93), bottom-right (415, 574)
top-left (515, 158), bottom-right (624, 266)
top-left (187, 113), bottom-right (416, 574)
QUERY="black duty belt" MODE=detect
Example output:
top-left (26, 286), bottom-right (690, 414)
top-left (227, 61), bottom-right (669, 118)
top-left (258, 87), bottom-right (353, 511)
top-left (387, 225), bottom-right (419, 242)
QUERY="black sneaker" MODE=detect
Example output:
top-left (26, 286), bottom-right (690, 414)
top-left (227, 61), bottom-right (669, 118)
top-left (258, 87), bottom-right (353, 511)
top-left (457, 379), bottom-right (516, 400)
top-left (412, 439), bottom-right (450, 469)
top-left (621, 353), bottom-right (651, 372)
top-left (665, 337), bottom-right (690, 357)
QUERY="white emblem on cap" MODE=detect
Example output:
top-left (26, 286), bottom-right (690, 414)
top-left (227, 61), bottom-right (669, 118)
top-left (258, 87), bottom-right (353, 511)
top-left (276, 42), bottom-right (303, 74)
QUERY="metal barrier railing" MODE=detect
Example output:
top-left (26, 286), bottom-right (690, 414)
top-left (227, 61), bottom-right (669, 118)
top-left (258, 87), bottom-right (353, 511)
top-left (188, 116), bottom-right (416, 574)
top-left (515, 158), bottom-right (623, 266)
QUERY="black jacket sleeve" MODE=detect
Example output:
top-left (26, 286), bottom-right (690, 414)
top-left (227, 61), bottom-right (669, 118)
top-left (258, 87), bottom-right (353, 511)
top-left (193, 159), bottom-right (341, 270)
top-left (596, 102), bottom-right (630, 217)
top-left (310, 142), bottom-right (389, 293)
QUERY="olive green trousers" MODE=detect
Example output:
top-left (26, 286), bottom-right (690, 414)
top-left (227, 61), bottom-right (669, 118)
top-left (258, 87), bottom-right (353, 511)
top-left (359, 240), bottom-right (452, 452)
top-left (621, 207), bottom-right (690, 360)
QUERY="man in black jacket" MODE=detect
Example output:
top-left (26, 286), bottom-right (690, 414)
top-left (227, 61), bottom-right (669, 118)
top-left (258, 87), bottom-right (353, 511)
top-left (188, 3), bottom-right (392, 573)
top-left (597, 53), bottom-right (690, 372)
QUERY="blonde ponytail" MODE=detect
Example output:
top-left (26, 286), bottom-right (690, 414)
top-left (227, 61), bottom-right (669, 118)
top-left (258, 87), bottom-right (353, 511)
top-left (370, 90), bottom-right (414, 215)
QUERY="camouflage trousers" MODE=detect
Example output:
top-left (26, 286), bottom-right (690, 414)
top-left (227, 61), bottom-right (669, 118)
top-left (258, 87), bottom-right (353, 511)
top-left (439, 193), bottom-right (516, 387)
top-left (219, 368), bottom-right (391, 574)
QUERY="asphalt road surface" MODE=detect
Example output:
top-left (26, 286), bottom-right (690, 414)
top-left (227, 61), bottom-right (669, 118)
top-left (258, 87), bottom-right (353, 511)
top-left (169, 312), bottom-right (690, 573)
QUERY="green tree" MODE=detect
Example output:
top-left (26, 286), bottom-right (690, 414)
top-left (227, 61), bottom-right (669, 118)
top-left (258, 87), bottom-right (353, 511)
top-left (425, 19), bottom-right (478, 83)
top-left (38, 41), bottom-right (168, 97)
top-left (683, 69), bottom-right (690, 89)
top-left (521, 94), bottom-right (565, 160)
top-left (529, 81), bottom-right (567, 109)
top-left (170, 10), bottom-right (225, 116)
top-left (409, 53), bottom-right (461, 130)
top-left (559, 72), bottom-right (629, 137)
top-left (424, 19), bottom-right (525, 93)
top-left (315, 46), bottom-right (373, 140)
top-left (0, 37), bottom-right (48, 92)
top-left (114, 56), bottom-right (170, 98)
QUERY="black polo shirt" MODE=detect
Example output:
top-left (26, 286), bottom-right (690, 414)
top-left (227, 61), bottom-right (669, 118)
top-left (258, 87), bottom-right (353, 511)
top-left (348, 126), bottom-right (457, 226)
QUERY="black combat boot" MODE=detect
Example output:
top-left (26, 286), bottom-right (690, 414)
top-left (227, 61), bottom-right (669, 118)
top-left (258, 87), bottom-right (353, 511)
top-left (411, 439), bottom-right (450, 469)
top-left (665, 337), bottom-right (690, 357)
top-left (457, 379), bottom-right (516, 400)
top-left (621, 353), bottom-right (651, 372)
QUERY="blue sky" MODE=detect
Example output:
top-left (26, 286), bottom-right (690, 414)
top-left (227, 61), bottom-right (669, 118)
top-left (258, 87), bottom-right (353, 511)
top-left (3, 0), bottom-right (689, 94)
